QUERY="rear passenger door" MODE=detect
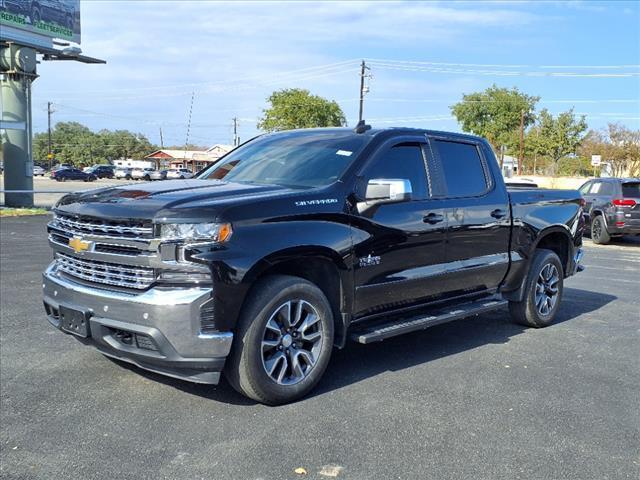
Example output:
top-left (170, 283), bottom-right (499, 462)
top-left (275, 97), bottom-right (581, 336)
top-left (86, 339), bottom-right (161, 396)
top-left (428, 136), bottom-right (511, 296)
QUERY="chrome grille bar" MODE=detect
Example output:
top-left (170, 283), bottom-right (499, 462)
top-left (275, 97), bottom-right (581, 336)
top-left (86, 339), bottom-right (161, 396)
top-left (52, 212), bottom-right (153, 238)
top-left (55, 253), bottom-right (154, 290)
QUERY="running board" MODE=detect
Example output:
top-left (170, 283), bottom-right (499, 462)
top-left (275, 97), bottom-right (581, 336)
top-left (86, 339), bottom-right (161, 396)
top-left (350, 298), bottom-right (508, 344)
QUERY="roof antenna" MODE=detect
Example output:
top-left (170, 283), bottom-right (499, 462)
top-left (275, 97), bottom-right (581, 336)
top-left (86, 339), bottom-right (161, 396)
top-left (354, 120), bottom-right (371, 134)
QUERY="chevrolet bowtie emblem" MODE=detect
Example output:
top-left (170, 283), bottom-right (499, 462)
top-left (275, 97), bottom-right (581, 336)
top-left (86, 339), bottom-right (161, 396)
top-left (68, 236), bottom-right (92, 254)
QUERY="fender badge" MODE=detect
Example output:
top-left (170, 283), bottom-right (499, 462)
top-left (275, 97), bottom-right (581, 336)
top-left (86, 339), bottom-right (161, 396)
top-left (69, 236), bottom-right (92, 254)
top-left (359, 254), bottom-right (381, 267)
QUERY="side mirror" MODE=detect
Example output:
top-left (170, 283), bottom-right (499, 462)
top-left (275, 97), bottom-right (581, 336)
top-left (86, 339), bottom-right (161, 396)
top-left (358, 179), bottom-right (412, 213)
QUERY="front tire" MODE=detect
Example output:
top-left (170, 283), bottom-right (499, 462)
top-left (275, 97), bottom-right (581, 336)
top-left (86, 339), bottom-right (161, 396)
top-left (509, 249), bottom-right (564, 328)
top-left (591, 215), bottom-right (610, 244)
top-left (226, 275), bottom-right (334, 405)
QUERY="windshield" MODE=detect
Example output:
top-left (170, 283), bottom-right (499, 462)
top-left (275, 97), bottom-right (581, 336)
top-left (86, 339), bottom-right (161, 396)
top-left (198, 130), bottom-right (370, 188)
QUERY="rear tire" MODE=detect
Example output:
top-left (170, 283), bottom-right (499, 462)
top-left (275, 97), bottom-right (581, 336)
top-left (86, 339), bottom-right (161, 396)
top-left (226, 275), bottom-right (334, 405)
top-left (509, 249), bottom-right (564, 328)
top-left (591, 215), bottom-right (610, 244)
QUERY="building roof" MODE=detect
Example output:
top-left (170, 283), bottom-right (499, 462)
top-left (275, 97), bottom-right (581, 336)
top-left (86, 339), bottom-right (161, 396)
top-left (146, 145), bottom-right (233, 161)
top-left (145, 149), bottom-right (207, 160)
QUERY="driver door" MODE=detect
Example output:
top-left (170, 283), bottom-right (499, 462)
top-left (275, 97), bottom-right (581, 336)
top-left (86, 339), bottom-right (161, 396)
top-left (352, 137), bottom-right (448, 317)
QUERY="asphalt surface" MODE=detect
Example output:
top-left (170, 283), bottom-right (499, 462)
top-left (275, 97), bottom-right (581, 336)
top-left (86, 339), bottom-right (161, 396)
top-left (1, 215), bottom-right (638, 480)
top-left (0, 176), bottom-right (129, 207)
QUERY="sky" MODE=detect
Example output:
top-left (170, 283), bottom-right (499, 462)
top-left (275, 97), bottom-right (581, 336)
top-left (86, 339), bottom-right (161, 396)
top-left (30, 0), bottom-right (640, 148)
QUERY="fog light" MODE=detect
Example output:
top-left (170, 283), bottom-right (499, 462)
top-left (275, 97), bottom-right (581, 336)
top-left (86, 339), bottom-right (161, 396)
top-left (156, 271), bottom-right (212, 284)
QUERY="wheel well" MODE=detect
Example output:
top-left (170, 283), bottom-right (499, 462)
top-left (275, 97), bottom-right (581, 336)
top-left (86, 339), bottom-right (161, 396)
top-left (253, 257), bottom-right (345, 347)
top-left (536, 232), bottom-right (570, 275)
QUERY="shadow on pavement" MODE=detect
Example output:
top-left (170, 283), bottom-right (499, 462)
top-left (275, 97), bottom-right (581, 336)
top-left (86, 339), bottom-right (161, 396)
top-left (311, 287), bottom-right (616, 398)
top-left (107, 287), bottom-right (615, 405)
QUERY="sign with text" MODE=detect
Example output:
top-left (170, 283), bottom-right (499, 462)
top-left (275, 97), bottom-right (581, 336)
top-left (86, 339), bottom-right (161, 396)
top-left (591, 155), bottom-right (602, 166)
top-left (1, 0), bottom-right (80, 44)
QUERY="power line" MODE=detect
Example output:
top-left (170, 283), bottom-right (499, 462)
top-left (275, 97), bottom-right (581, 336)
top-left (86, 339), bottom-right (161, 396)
top-left (364, 58), bottom-right (640, 70)
top-left (367, 61), bottom-right (640, 78)
top-left (40, 60), bottom-right (362, 98)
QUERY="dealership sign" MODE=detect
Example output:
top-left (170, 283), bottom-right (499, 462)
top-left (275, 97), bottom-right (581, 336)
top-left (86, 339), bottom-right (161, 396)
top-left (0, 0), bottom-right (80, 44)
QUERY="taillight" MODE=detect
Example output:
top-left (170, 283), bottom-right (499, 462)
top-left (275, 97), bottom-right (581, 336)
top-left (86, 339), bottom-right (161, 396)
top-left (612, 199), bottom-right (637, 207)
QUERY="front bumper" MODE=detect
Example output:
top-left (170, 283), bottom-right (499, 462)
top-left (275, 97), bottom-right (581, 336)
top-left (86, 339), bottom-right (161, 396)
top-left (42, 264), bottom-right (233, 384)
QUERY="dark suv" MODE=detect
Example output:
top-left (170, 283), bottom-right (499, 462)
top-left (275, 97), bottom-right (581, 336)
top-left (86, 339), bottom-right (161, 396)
top-left (579, 178), bottom-right (640, 244)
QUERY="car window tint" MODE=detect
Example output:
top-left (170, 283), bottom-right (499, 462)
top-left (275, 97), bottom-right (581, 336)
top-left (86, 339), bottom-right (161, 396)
top-left (598, 182), bottom-right (613, 195)
top-left (579, 182), bottom-right (591, 194)
top-left (366, 143), bottom-right (428, 200)
top-left (434, 140), bottom-right (487, 197)
top-left (622, 182), bottom-right (640, 197)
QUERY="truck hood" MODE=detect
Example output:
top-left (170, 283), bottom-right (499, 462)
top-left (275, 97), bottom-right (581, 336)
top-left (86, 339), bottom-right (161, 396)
top-left (55, 179), bottom-right (296, 221)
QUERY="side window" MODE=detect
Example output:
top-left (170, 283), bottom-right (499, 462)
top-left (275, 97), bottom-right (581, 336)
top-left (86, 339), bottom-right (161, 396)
top-left (433, 140), bottom-right (488, 197)
top-left (579, 182), bottom-right (591, 195)
top-left (598, 182), bottom-right (613, 195)
top-left (590, 182), bottom-right (602, 194)
top-left (366, 143), bottom-right (429, 200)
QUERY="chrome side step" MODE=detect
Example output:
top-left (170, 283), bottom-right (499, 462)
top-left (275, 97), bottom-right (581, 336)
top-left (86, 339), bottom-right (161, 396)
top-left (350, 299), bottom-right (508, 344)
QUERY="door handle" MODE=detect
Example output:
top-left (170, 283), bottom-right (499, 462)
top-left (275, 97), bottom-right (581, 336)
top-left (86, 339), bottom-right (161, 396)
top-left (423, 212), bottom-right (444, 224)
top-left (491, 209), bottom-right (507, 219)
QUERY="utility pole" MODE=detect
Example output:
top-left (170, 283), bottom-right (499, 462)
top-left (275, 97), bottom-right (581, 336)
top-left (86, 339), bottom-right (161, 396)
top-left (358, 60), bottom-right (370, 123)
top-left (519, 109), bottom-right (525, 176)
top-left (47, 101), bottom-right (54, 170)
top-left (232, 117), bottom-right (238, 147)
top-left (159, 127), bottom-right (164, 149)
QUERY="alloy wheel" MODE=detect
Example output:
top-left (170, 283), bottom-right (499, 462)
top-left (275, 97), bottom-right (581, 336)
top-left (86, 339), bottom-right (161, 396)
top-left (261, 299), bottom-right (323, 385)
top-left (535, 263), bottom-right (559, 316)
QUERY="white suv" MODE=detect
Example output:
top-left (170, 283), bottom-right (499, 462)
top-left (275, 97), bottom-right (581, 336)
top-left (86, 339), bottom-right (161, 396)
top-left (166, 168), bottom-right (194, 179)
top-left (132, 167), bottom-right (156, 181)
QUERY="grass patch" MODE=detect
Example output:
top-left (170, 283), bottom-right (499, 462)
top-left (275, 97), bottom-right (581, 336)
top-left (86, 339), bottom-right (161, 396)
top-left (0, 207), bottom-right (50, 217)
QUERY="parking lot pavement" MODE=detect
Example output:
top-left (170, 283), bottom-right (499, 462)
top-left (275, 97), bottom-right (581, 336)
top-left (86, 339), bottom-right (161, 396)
top-left (0, 176), bottom-right (124, 207)
top-left (1, 215), bottom-right (638, 480)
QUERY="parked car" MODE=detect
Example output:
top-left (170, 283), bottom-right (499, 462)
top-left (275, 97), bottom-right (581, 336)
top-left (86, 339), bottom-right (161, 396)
top-left (33, 165), bottom-right (46, 176)
top-left (43, 126), bottom-right (584, 405)
top-left (131, 167), bottom-right (156, 181)
top-left (579, 177), bottom-right (640, 244)
top-left (114, 168), bottom-right (133, 180)
top-left (85, 165), bottom-right (115, 179)
top-left (149, 169), bottom-right (168, 181)
top-left (51, 168), bottom-right (97, 182)
top-left (166, 168), bottom-right (194, 179)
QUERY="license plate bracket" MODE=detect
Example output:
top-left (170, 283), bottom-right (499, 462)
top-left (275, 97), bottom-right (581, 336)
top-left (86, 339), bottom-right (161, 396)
top-left (59, 306), bottom-right (92, 338)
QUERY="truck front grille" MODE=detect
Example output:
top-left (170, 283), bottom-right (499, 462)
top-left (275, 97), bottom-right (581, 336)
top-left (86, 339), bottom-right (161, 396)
top-left (52, 212), bottom-right (153, 239)
top-left (55, 253), bottom-right (155, 290)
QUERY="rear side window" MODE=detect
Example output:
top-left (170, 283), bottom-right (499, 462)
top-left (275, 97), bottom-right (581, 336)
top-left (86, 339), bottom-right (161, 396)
top-left (591, 182), bottom-right (613, 195)
top-left (365, 143), bottom-right (429, 200)
top-left (433, 140), bottom-right (488, 197)
top-left (622, 182), bottom-right (640, 198)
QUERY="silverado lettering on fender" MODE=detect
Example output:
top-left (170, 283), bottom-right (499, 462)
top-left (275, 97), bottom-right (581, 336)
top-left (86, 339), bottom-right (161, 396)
top-left (43, 125), bottom-right (585, 404)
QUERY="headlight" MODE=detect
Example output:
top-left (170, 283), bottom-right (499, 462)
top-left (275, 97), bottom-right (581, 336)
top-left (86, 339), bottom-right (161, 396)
top-left (159, 222), bottom-right (233, 242)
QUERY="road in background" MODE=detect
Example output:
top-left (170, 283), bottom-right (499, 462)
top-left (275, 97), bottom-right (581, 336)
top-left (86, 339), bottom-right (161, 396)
top-left (0, 176), bottom-right (128, 207)
top-left (1, 216), bottom-right (638, 480)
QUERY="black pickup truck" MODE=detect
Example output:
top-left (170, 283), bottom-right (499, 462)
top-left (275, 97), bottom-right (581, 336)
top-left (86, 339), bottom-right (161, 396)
top-left (43, 126), bottom-right (584, 404)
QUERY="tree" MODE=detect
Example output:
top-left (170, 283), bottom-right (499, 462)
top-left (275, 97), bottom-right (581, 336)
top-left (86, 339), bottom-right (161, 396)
top-left (258, 88), bottom-right (346, 132)
top-left (578, 124), bottom-right (640, 177)
top-left (450, 85), bottom-right (539, 162)
top-left (529, 109), bottom-right (588, 175)
top-left (33, 122), bottom-right (156, 166)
